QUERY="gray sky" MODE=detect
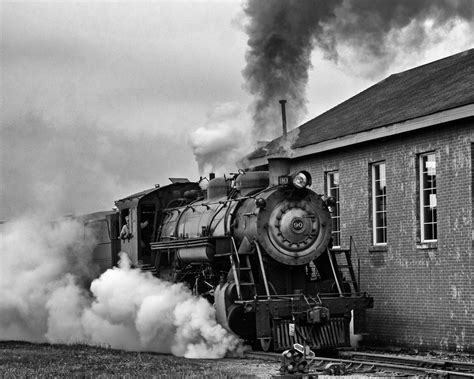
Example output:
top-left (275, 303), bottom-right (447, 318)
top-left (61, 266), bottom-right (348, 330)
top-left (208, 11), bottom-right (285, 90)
top-left (1, 0), bottom-right (473, 220)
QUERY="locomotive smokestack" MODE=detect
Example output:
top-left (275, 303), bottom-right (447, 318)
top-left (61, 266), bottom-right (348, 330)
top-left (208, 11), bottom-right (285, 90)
top-left (279, 99), bottom-right (287, 137)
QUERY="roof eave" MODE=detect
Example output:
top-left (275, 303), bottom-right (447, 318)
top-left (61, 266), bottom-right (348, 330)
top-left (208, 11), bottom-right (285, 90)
top-left (245, 103), bottom-right (474, 168)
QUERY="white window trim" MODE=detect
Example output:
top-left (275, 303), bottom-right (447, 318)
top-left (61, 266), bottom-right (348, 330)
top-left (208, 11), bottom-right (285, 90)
top-left (419, 153), bottom-right (437, 242)
top-left (326, 171), bottom-right (341, 248)
top-left (372, 162), bottom-right (387, 246)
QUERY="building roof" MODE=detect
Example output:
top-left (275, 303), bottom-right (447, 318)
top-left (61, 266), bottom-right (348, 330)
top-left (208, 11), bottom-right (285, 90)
top-left (248, 48), bottom-right (474, 161)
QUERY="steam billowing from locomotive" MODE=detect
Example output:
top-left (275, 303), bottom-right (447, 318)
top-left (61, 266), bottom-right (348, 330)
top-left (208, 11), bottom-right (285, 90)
top-left (0, 217), bottom-right (240, 358)
top-left (189, 102), bottom-right (252, 176)
top-left (243, 0), bottom-right (474, 140)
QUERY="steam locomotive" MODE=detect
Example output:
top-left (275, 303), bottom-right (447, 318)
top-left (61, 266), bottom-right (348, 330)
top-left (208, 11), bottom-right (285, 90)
top-left (85, 157), bottom-right (373, 352)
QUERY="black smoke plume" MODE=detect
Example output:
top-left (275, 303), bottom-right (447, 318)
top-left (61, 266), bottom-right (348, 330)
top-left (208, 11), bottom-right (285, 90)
top-left (243, 0), bottom-right (473, 139)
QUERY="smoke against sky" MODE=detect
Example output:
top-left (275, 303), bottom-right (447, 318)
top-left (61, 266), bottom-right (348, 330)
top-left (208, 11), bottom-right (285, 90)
top-left (189, 102), bottom-right (252, 175)
top-left (243, 0), bottom-right (333, 140)
top-left (1, 1), bottom-right (474, 220)
top-left (243, 0), bottom-right (474, 140)
top-left (0, 218), bottom-right (240, 357)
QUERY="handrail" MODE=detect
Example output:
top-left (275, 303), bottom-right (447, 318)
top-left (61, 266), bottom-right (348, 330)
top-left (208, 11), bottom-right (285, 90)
top-left (327, 248), bottom-right (344, 297)
top-left (230, 254), bottom-right (242, 300)
top-left (230, 236), bottom-right (240, 264)
top-left (253, 241), bottom-right (271, 299)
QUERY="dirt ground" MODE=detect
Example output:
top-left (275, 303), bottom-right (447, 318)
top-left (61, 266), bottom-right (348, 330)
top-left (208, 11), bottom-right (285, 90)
top-left (0, 341), bottom-right (279, 378)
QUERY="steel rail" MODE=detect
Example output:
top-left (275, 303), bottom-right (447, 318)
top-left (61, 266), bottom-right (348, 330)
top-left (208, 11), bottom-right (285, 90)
top-left (244, 350), bottom-right (474, 377)
top-left (339, 351), bottom-right (474, 377)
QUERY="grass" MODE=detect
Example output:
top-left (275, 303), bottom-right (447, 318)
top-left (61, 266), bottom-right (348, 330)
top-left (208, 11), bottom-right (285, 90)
top-left (0, 341), bottom-right (265, 378)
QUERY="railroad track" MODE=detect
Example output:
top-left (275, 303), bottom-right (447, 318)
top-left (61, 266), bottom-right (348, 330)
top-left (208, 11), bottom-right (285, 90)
top-left (339, 351), bottom-right (474, 378)
top-left (245, 350), bottom-right (474, 377)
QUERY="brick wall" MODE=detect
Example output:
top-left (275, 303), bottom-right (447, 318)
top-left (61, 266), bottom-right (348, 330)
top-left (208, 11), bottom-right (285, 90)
top-left (291, 118), bottom-right (474, 352)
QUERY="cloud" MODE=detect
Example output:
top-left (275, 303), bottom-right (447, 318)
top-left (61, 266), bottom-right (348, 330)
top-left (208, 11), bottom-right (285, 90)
top-left (1, 2), bottom-right (250, 220)
top-left (0, 111), bottom-right (196, 220)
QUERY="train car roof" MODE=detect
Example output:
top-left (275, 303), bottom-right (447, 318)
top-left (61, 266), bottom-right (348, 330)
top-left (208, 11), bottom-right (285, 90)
top-left (115, 187), bottom-right (159, 204)
top-left (51, 210), bottom-right (116, 225)
top-left (114, 180), bottom-right (199, 207)
top-left (79, 210), bottom-right (117, 222)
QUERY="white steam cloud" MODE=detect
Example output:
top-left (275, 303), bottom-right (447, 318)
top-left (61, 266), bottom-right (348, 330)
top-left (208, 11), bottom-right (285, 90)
top-left (0, 217), bottom-right (241, 358)
top-left (189, 102), bottom-right (254, 176)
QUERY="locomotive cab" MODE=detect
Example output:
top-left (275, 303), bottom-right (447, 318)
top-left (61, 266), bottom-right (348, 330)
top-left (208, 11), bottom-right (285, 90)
top-left (114, 179), bottom-right (202, 268)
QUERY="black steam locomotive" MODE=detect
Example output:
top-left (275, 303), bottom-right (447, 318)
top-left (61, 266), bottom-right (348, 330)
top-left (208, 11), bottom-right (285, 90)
top-left (86, 157), bottom-right (372, 352)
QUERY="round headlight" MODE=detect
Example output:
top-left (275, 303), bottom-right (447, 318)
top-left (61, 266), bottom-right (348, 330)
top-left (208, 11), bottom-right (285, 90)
top-left (292, 172), bottom-right (309, 188)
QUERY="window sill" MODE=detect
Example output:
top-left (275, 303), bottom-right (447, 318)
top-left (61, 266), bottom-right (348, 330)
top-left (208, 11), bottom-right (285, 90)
top-left (369, 245), bottom-right (388, 252)
top-left (416, 242), bottom-right (438, 250)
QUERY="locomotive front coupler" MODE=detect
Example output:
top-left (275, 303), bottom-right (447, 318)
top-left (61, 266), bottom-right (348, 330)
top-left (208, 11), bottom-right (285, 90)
top-left (306, 305), bottom-right (330, 324)
top-left (238, 295), bottom-right (330, 325)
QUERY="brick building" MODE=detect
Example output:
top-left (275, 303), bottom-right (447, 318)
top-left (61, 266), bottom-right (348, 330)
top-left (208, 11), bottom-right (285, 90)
top-left (244, 49), bottom-right (474, 352)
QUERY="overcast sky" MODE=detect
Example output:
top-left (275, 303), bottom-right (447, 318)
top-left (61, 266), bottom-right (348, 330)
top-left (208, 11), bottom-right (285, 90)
top-left (1, 1), bottom-right (473, 220)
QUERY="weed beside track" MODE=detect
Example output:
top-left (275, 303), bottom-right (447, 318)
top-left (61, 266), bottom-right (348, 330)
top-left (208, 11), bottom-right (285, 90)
top-left (0, 341), bottom-right (276, 378)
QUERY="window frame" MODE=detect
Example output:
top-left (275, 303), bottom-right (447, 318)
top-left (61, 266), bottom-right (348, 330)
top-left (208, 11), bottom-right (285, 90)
top-left (371, 161), bottom-right (387, 246)
top-left (419, 152), bottom-right (437, 242)
top-left (326, 170), bottom-right (341, 248)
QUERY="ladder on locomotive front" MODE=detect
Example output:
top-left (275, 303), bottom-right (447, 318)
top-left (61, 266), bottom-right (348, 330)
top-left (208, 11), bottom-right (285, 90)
top-left (228, 237), bottom-right (258, 300)
top-left (329, 236), bottom-right (360, 295)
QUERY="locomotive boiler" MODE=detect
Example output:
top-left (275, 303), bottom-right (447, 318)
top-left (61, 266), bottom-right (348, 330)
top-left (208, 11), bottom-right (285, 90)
top-left (110, 158), bottom-right (373, 351)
